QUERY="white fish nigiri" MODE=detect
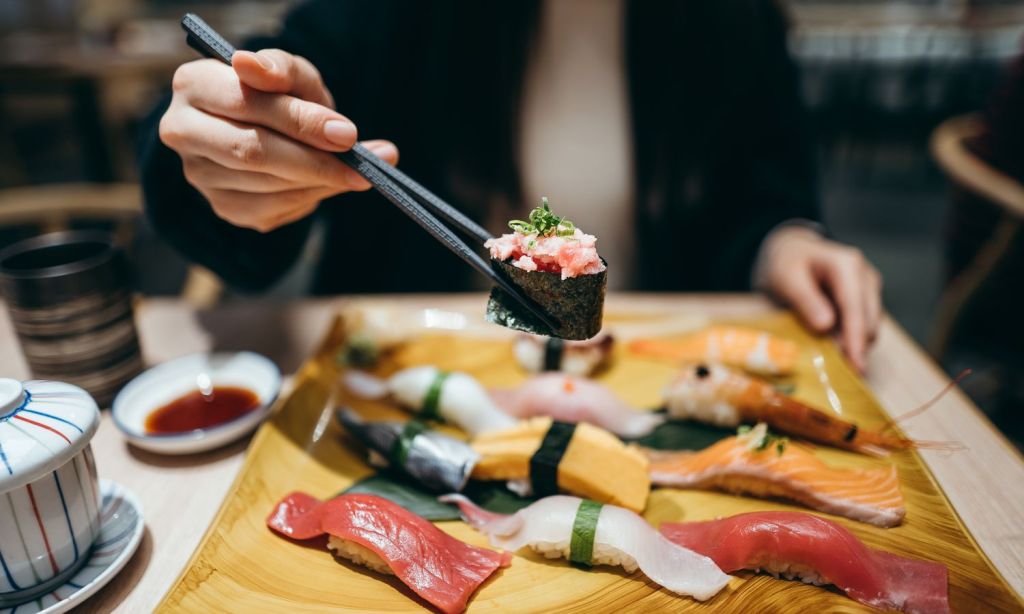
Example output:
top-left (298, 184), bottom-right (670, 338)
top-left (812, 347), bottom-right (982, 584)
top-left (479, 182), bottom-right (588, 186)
top-left (345, 366), bottom-right (516, 436)
top-left (440, 494), bottom-right (731, 602)
top-left (489, 374), bottom-right (664, 438)
top-left (513, 333), bottom-right (614, 376)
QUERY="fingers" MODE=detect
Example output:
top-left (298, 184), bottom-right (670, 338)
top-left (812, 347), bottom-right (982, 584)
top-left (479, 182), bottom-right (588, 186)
top-left (820, 249), bottom-right (869, 372)
top-left (862, 265), bottom-right (883, 344)
top-left (173, 59), bottom-right (356, 152)
top-left (182, 156), bottom-right (302, 193)
top-left (771, 263), bottom-right (835, 333)
top-left (163, 106), bottom-right (365, 191)
top-left (200, 185), bottom-right (337, 233)
top-left (232, 49), bottom-right (335, 108)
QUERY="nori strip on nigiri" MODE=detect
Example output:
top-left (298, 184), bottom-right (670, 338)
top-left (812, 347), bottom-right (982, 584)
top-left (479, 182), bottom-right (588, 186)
top-left (484, 198), bottom-right (607, 340)
top-left (337, 408), bottom-right (479, 493)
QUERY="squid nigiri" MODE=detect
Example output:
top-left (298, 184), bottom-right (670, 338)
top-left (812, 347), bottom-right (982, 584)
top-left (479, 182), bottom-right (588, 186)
top-left (267, 492), bottom-right (510, 614)
top-left (661, 511), bottom-right (949, 613)
top-left (489, 373), bottom-right (664, 437)
top-left (644, 424), bottom-right (905, 527)
top-left (512, 333), bottom-right (614, 376)
top-left (344, 366), bottom-right (516, 436)
top-left (664, 363), bottom-right (914, 456)
top-left (440, 494), bottom-right (731, 602)
top-left (629, 325), bottom-right (799, 376)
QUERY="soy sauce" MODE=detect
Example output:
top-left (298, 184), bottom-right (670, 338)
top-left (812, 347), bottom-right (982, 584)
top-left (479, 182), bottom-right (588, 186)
top-left (145, 386), bottom-right (260, 434)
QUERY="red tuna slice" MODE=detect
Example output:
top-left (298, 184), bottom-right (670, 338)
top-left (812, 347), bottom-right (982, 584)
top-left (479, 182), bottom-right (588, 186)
top-left (267, 492), bottom-right (511, 614)
top-left (661, 511), bottom-right (948, 614)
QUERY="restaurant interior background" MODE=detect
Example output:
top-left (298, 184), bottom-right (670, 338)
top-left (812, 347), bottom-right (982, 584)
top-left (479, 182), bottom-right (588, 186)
top-left (1, 0), bottom-right (1022, 447)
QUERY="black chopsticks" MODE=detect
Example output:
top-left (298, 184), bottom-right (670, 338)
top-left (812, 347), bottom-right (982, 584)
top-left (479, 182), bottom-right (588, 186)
top-left (179, 13), bottom-right (560, 335)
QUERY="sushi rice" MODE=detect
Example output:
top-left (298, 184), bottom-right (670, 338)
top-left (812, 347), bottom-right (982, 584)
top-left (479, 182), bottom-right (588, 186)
top-left (327, 536), bottom-right (393, 575)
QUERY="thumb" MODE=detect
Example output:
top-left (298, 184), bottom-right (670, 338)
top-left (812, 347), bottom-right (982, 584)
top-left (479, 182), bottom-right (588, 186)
top-left (232, 49), bottom-right (334, 108)
top-left (772, 266), bottom-right (835, 333)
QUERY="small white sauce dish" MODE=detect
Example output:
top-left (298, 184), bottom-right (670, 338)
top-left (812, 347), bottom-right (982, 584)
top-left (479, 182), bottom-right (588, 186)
top-left (112, 352), bottom-right (281, 455)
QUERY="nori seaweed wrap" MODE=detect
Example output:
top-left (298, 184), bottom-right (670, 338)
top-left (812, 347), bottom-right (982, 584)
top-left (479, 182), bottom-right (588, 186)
top-left (484, 198), bottom-right (607, 340)
top-left (486, 258), bottom-right (606, 339)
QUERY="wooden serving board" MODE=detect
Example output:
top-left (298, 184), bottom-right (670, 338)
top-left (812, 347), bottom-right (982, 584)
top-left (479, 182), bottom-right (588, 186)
top-left (157, 308), bottom-right (1022, 612)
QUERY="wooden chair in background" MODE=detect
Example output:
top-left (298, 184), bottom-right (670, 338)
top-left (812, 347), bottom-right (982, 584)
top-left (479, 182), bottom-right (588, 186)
top-left (0, 182), bottom-right (223, 307)
top-left (929, 114), bottom-right (1024, 358)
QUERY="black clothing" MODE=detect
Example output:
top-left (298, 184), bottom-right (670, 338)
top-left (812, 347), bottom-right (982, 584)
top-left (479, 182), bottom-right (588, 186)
top-left (138, 0), bottom-right (818, 294)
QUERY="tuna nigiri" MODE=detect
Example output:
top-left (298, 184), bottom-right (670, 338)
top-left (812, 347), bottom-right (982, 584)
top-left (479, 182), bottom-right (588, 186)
top-left (489, 373), bottom-right (664, 438)
top-left (661, 511), bottom-right (949, 613)
top-left (644, 424), bottom-right (905, 527)
top-left (664, 363), bottom-right (915, 456)
top-left (629, 326), bottom-right (799, 376)
top-left (512, 333), bottom-right (614, 376)
top-left (344, 366), bottom-right (516, 436)
top-left (441, 494), bottom-right (731, 602)
top-left (267, 492), bottom-right (510, 614)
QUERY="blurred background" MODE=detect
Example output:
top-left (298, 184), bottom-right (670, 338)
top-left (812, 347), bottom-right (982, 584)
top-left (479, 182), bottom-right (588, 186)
top-left (0, 0), bottom-right (1022, 445)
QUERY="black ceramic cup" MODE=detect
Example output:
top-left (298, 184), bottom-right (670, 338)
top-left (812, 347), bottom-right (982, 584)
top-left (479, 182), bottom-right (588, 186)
top-left (0, 231), bottom-right (143, 407)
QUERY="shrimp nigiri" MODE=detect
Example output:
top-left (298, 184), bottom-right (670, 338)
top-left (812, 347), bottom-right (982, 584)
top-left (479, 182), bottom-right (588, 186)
top-left (644, 424), bottom-right (906, 527)
top-left (629, 325), bottom-right (799, 376)
top-left (661, 511), bottom-right (949, 613)
top-left (441, 494), bottom-right (731, 601)
top-left (664, 363), bottom-right (913, 456)
top-left (344, 366), bottom-right (516, 436)
top-left (489, 373), bottom-right (664, 437)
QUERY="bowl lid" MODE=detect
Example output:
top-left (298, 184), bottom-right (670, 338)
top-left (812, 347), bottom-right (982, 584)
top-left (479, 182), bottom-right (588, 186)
top-left (0, 378), bottom-right (100, 493)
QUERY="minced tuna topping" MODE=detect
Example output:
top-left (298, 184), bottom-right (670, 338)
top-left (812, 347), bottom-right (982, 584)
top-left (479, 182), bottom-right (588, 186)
top-left (485, 198), bottom-right (605, 280)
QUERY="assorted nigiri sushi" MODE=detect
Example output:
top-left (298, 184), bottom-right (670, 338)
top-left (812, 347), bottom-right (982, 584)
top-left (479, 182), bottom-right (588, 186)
top-left (470, 417), bottom-right (651, 512)
top-left (512, 333), bottom-right (614, 376)
top-left (485, 198), bottom-right (607, 340)
top-left (267, 492), bottom-right (511, 614)
top-left (661, 511), bottom-right (949, 613)
top-left (629, 325), bottom-right (799, 376)
top-left (337, 408), bottom-right (479, 493)
top-left (664, 362), bottom-right (915, 456)
top-left (644, 424), bottom-right (905, 527)
top-left (344, 365), bottom-right (516, 436)
top-left (442, 494), bottom-right (730, 601)
top-left (489, 373), bottom-right (663, 438)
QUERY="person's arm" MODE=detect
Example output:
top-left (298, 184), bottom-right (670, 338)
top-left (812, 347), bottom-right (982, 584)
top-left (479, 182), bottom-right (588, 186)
top-left (137, 2), bottom-right (398, 291)
top-left (727, 1), bottom-right (882, 371)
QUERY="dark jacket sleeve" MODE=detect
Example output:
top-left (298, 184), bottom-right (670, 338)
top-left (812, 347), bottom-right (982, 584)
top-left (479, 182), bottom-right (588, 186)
top-left (710, 0), bottom-right (820, 289)
top-left (137, 2), bottom-right (366, 292)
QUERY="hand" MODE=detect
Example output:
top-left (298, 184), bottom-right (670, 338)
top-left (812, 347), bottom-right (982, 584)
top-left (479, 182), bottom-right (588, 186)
top-left (159, 49), bottom-right (399, 232)
top-left (757, 226), bottom-right (883, 372)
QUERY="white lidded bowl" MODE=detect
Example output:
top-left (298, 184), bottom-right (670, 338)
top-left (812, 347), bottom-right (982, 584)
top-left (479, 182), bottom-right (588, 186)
top-left (111, 352), bottom-right (280, 455)
top-left (0, 378), bottom-right (101, 608)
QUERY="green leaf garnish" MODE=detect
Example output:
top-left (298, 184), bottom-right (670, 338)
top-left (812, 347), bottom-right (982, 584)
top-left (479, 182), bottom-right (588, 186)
top-left (738, 423), bottom-right (788, 456)
top-left (508, 197), bottom-right (577, 238)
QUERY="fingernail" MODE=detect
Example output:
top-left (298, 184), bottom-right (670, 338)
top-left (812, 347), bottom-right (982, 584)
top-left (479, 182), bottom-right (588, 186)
top-left (324, 120), bottom-right (357, 146)
top-left (368, 142), bottom-right (396, 158)
top-left (253, 51), bottom-right (275, 72)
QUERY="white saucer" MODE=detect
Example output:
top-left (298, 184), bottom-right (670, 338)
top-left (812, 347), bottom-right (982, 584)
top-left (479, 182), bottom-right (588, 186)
top-left (112, 351), bottom-right (281, 455)
top-left (0, 479), bottom-right (144, 614)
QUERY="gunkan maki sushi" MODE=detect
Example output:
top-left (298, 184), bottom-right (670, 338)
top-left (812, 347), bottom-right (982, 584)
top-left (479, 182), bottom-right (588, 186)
top-left (484, 198), bottom-right (607, 340)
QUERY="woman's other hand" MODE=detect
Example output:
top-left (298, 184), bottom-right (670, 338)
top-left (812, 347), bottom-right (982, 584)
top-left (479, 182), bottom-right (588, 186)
top-left (757, 226), bottom-right (883, 372)
top-left (159, 49), bottom-right (398, 232)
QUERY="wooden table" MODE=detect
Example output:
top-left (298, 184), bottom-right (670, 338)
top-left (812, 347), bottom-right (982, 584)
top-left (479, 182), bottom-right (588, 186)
top-left (1, 295), bottom-right (1022, 611)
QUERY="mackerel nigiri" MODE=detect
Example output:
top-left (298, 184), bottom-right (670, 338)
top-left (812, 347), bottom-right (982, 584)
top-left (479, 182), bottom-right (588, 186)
top-left (644, 424), bottom-right (906, 527)
top-left (489, 373), bottom-right (664, 437)
top-left (345, 366), bottom-right (516, 436)
top-left (336, 408), bottom-right (479, 493)
top-left (441, 494), bottom-right (731, 602)
top-left (661, 511), bottom-right (949, 613)
top-left (267, 492), bottom-right (510, 614)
